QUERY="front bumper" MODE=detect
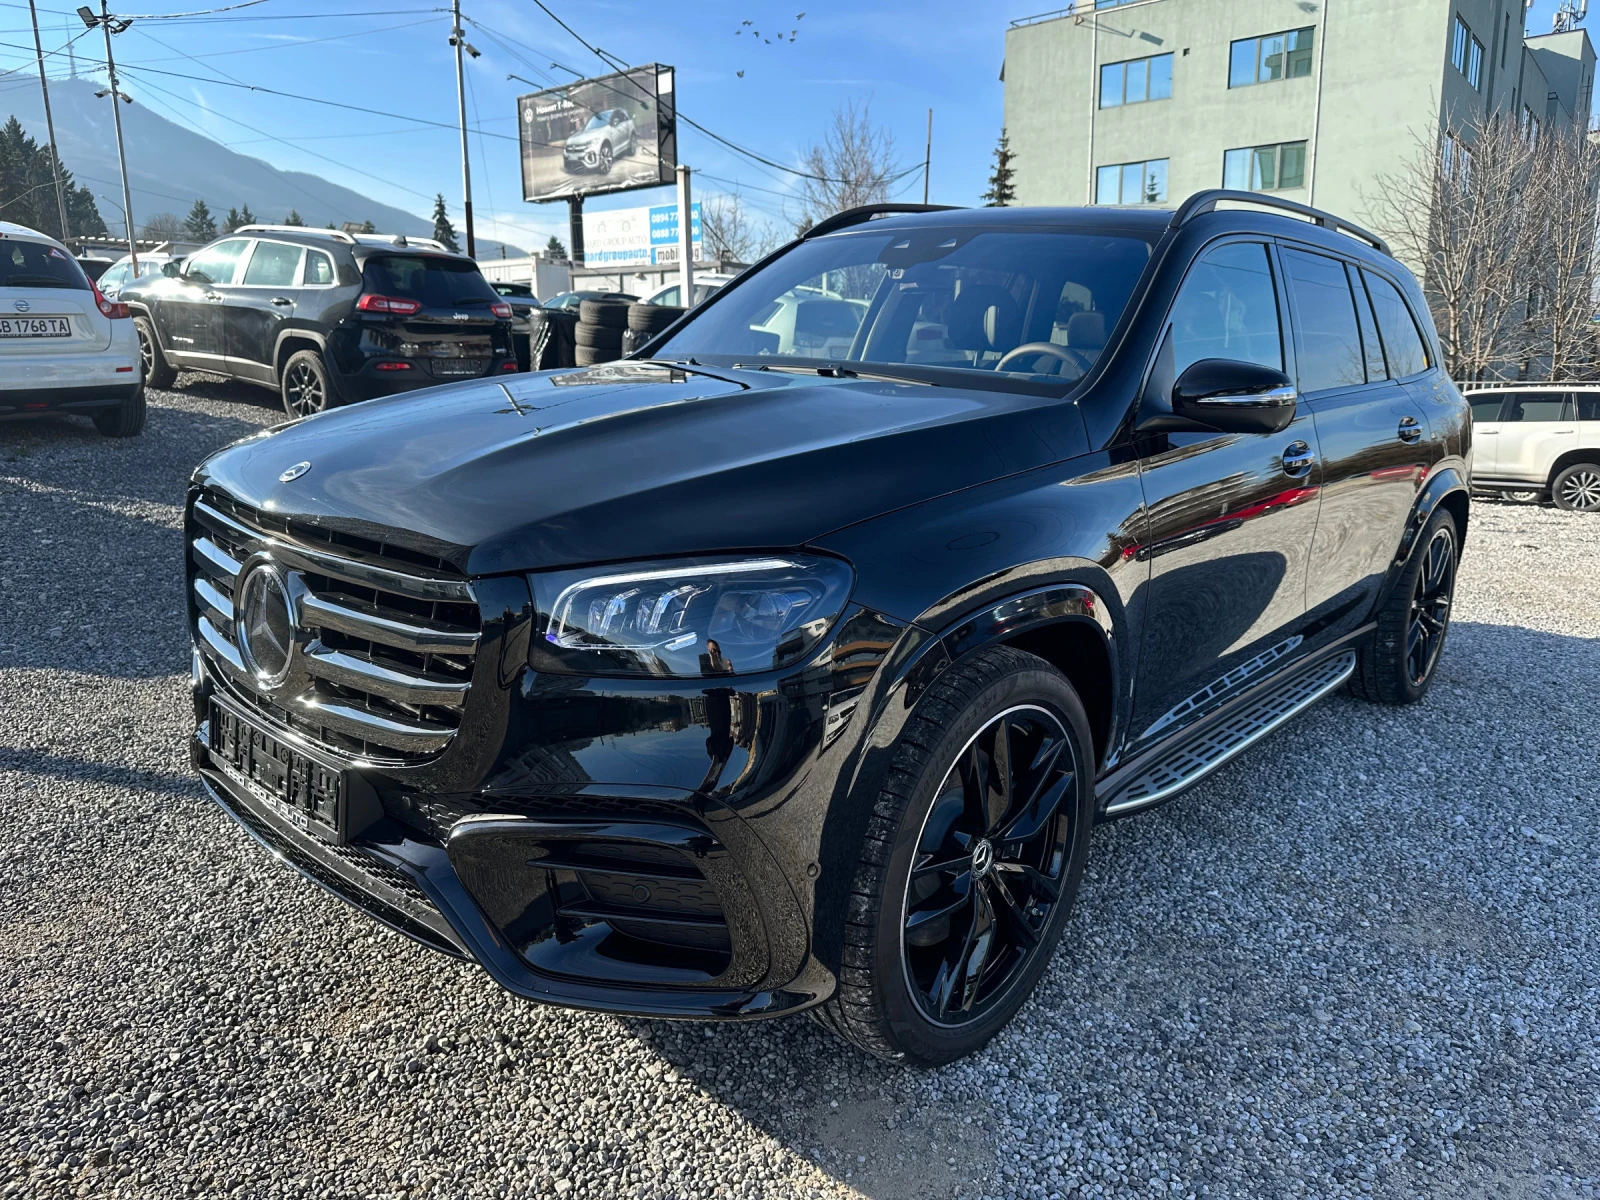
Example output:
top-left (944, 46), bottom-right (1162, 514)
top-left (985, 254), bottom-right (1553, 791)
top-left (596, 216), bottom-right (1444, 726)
top-left (194, 711), bottom-right (825, 1018)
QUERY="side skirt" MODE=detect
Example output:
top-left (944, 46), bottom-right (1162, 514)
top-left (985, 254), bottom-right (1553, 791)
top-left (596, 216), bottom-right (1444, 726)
top-left (1097, 635), bottom-right (1367, 818)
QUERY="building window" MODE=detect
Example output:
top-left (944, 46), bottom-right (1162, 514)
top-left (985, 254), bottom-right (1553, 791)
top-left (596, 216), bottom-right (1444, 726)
top-left (1228, 27), bottom-right (1315, 87)
top-left (1521, 104), bottom-right (1540, 146)
top-left (1095, 159), bottom-right (1169, 204)
top-left (1441, 132), bottom-right (1474, 185)
top-left (1452, 15), bottom-right (1484, 88)
top-left (1223, 141), bottom-right (1307, 191)
top-left (1100, 53), bottom-right (1174, 108)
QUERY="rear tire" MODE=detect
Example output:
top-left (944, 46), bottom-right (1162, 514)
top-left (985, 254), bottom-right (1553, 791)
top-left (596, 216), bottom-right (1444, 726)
top-left (1349, 508), bottom-right (1458, 705)
top-left (134, 316), bottom-right (176, 390)
top-left (280, 350), bottom-right (333, 419)
top-left (812, 644), bottom-right (1095, 1066)
top-left (91, 385), bottom-right (146, 438)
top-left (1551, 462), bottom-right (1600, 512)
top-left (577, 299), bottom-right (630, 328)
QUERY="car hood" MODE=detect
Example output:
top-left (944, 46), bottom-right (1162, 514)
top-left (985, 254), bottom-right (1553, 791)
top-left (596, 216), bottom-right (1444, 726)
top-left (193, 362), bottom-right (1088, 576)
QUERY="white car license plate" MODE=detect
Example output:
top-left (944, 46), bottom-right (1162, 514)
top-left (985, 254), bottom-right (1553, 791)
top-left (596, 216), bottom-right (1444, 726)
top-left (0, 316), bottom-right (71, 338)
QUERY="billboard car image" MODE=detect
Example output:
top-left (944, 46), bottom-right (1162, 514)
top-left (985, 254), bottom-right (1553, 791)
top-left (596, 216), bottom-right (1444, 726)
top-left (519, 65), bottom-right (678, 202)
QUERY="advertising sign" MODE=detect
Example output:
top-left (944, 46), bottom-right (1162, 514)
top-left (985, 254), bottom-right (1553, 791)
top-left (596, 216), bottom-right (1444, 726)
top-left (518, 65), bottom-right (678, 203)
top-left (582, 202), bottom-right (702, 267)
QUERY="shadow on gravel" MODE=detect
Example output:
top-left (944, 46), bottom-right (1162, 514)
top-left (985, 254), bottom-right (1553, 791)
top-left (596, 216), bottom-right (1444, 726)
top-left (0, 746), bottom-right (198, 798)
top-left (633, 618), bottom-right (1600, 1199)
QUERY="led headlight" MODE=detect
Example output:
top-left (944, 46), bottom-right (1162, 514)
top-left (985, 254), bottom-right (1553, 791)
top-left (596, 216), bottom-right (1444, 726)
top-left (528, 554), bottom-right (854, 678)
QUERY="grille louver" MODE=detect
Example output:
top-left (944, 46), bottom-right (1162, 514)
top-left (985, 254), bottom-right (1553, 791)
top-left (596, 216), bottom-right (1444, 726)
top-left (189, 491), bottom-right (480, 763)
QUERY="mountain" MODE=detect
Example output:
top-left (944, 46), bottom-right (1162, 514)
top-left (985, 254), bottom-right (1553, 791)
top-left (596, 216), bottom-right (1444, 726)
top-left (0, 76), bottom-right (522, 257)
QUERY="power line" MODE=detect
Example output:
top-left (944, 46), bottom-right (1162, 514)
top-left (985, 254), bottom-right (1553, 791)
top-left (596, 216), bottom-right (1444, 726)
top-left (115, 0), bottom-right (268, 18)
top-left (112, 14), bottom-right (435, 61)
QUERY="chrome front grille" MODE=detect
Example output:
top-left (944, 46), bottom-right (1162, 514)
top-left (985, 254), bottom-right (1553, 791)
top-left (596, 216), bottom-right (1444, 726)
top-left (189, 491), bottom-right (480, 763)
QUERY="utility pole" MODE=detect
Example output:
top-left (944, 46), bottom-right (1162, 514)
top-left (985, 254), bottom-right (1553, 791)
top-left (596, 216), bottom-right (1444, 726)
top-left (676, 165), bottom-right (693, 308)
top-left (27, 0), bottom-right (70, 241)
top-left (448, 0), bottom-right (477, 258)
top-left (80, 1), bottom-right (136, 270)
top-left (923, 109), bottom-right (933, 205)
top-left (568, 194), bottom-right (584, 266)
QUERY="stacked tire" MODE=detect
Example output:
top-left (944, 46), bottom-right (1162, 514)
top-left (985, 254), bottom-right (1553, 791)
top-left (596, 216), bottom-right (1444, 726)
top-left (622, 302), bottom-right (686, 357)
top-left (575, 298), bottom-right (630, 366)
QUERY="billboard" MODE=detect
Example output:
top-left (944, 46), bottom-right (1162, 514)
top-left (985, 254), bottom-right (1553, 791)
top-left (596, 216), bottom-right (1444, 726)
top-left (519, 65), bottom-right (678, 203)
top-left (581, 203), bottom-right (702, 267)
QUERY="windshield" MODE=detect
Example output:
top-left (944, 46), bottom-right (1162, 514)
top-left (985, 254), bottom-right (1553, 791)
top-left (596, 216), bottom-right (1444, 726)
top-left (0, 240), bottom-right (89, 290)
top-left (362, 255), bottom-right (497, 306)
top-left (653, 225), bottom-right (1155, 384)
top-left (582, 112), bottom-right (611, 131)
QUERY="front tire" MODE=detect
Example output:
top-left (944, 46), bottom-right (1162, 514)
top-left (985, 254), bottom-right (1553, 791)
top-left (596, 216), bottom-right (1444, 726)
top-left (134, 316), bottom-right (176, 389)
top-left (1552, 462), bottom-right (1600, 512)
top-left (91, 385), bottom-right (146, 438)
top-left (1349, 508), bottom-right (1458, 705)
top-left (814, 645), bottom-right (1095, 1066)
top-left (280, 350), bottom-right (332, 419)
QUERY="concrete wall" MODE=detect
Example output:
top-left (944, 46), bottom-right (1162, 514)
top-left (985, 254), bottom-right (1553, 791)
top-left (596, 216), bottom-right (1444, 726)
top-left (1002, 0), bottom-right (1593, 244)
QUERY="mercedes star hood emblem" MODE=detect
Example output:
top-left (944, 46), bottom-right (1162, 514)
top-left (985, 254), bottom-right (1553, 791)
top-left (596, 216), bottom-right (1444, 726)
top-left (279, 461), bottom-right (312, 482)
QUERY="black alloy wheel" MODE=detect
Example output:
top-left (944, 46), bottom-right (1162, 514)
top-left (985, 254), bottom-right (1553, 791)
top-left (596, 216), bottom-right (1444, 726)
top-left (1553, 463), bottom-right (1600, 512)
top-left (599, 142), bottom-right (613, 173)
top-left (901, 705), bottom-right (1079, 1026)
top-left (281, 351), bottom-right (329, 419)
top-left (1406, 524), bottom-right (1456, 688)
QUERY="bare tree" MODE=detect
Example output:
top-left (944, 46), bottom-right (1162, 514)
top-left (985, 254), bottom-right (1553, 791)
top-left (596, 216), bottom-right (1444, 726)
top-left (797, 101), bottom-right (900, 232)
top-left (1367, 109), bottom-right (1539, 381)
top-left (1522, 127), bottom-right (1600, 379)
top-left (139, 211), bottom-right (183, 241)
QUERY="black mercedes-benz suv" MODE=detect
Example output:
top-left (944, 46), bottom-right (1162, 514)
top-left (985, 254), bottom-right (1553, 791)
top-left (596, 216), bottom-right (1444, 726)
top-left (120, 226), bottom-right (516, 418)
top-left (186, 193), bottom-right (1470, 1064)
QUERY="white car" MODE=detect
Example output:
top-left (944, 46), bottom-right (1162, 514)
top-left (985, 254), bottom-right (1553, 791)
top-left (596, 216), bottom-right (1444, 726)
top-left (0, 222), bottom-right (144, 437)
top-left (639, 273), bottom-right (739, 308)
top-left (1465, 383), bottom-right (1600, 512)
top-left (96, 251), bottom-right (184, 301)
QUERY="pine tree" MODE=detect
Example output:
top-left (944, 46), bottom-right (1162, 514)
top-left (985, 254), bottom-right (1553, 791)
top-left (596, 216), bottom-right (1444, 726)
top-left (240, 204), bottom-right (255, 226)
top-left (222, 206), bottom-right (242, 234)
top-left (183, 199), bottom-right (217, 240)
top-left (284, 209), bottom-right (304, 226)
top-left (544, 234), bottom-right (567, 260)
top-left (431, 194), bottom-right (460, 253)
top-left (981, 129), bottom-right (1017, 207)
top-left (359, 219), bottom-right (377, 234)
top-left (0, 116), bottom-right (105, 240)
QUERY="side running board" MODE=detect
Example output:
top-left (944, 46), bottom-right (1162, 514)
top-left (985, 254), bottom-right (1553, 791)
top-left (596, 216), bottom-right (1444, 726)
top-left (1102, 650), bottom-right (1356, 816)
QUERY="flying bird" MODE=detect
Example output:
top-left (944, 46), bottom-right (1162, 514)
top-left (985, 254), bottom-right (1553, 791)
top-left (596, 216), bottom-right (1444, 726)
top-left (796, 11), bottom-right (805, 18)
top-left (736, 69), bottom-right (745, 77)
top-left (742, 18), bottom-right (751, 23)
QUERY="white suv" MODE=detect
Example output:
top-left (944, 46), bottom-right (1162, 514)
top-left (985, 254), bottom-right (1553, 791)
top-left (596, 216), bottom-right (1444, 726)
top-left (1, 222), bottom-right (144, 437)
top-left (1466, 384), bottom-right (1600, 512)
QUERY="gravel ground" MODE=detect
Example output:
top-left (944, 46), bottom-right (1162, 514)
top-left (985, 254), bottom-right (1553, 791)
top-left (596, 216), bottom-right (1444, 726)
top-left (1, 378), bottom-right (1597, 1200)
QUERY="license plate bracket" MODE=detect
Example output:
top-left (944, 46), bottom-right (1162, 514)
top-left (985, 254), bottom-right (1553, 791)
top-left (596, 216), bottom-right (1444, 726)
top-left (209, 698), bottom-right (350, 844)
top-left (0, 316), bottom-right (71, 338)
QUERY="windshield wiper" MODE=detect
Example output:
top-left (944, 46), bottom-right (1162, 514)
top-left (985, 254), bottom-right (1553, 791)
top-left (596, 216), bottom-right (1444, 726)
top-left (734, 361), bottom-right (939, 387)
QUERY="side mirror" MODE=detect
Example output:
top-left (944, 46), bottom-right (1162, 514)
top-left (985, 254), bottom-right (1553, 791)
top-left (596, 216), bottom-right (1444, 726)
top-left (1171, 358), bottom-right (1297, 435)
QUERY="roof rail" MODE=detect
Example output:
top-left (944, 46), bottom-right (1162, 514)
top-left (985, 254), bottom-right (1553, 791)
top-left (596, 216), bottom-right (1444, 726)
top-left (1170, 189), bottom-right (1392, 257)
top-left (233, 224), bottom-right (357, 244)
top-left (350, 233), bottom-right (453, 253)
top-left (802, 203), bottom-right (962, 240)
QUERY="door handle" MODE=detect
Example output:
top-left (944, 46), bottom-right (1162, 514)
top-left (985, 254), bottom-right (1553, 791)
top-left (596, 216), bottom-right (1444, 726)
top-left (204, 292), bottom-right (223, 302)
top-left (270, 297), bottom-right (293, 307)
top-left (1398, 415), bottom-right (1422, 443)
top-left (1281, 440), bottom-right (1315, 478)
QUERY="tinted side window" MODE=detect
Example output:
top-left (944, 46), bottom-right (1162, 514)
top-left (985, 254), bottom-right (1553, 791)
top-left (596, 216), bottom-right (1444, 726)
top-left (1281, 247), bottom-right (1364, 392)
top-left (1577, 392), bottom-right (1600, 421)
top-left (242, 241), bottom-right (303, 287)
top-left (185, 239), bottom-right (250, 286)
top-left (1503, 394), bottom-right (1571, 422)
top-left (1168, 241), bottom-right (1283, 374)
top-left (303, 250), bottom-right (334, 286)
top-left (1363, 271), bottom-right (1430, 377)
top-left (1348, 264), bottom-right (1386, 381)
top-left (1469, 394), bottom-right (1507, 423)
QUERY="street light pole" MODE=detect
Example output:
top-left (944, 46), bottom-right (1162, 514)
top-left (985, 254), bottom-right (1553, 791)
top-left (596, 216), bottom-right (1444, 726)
top-left (27, 0), bottom-right (70, 241)
top-left (79, 1), bottom-right (137, 270)
top-left (449, 0), bottom-right (476, 258)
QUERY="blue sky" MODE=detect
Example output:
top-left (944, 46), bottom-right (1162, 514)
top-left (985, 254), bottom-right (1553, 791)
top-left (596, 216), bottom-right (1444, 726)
top-left (0, 0), bottom-right (1013, 251)
top-left (0, 0), bottom-right (1591, 253)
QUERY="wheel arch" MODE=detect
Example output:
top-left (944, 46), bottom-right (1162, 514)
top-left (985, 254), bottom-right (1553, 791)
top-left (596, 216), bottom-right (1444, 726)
top-left (1397, 463), bottom-right (1471, 564)
top-left (272, 329), bottom-right (328, 384)
top-left (1547, 449), bottom-right (1600, 488)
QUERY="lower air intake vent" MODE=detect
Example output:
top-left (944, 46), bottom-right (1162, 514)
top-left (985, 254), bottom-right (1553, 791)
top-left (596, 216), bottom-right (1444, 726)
top-left (447, 817), bottom-right (766, 989)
